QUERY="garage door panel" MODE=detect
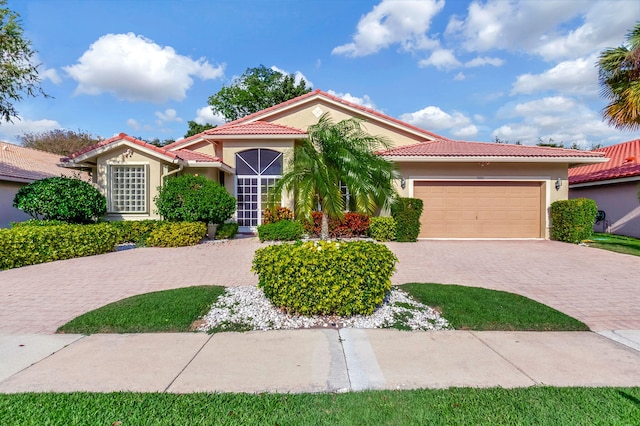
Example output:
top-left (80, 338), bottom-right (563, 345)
top-left (415, 181), bottom-right (542, 238)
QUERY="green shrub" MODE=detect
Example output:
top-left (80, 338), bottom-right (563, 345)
top-left (391, 198), bottom-right (423, 242)
top-left (145, 222), bottom-right (206, 247)
top-left (107, 220), bottom-right (163, 244)
top-left (253, 240), bottom-right (397, 316)
top-left (262, 207), bottom-right (294, 224)
top-left (303, 212), bottom-right (370, 238)
top-left (12, 176), bottom-right (106, 223)
top-left (0, 223), bottom-right (119, 270)
top-left (257, 220), bottom-right (304, 242)
top-left (368, 216), bottom-right (396, 241)
top-left (550, 198), bottom-right (598, 243)
top-left (154, 175), bottom-right (236, 224)
top-left (10, 219), bottom-right (69, 227)
top-left (216, 222), bottom-right (239, 239)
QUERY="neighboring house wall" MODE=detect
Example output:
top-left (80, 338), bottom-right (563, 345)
top-left (0, 181), bottom-right (30, 227)
top-left (570, 181), bottom-right (640, 238)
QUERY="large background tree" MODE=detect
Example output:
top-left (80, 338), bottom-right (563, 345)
top-left (208, 65), bottom-right (311, 122)
top-left (19, 129), bottom-right (101, 156)
top-left (0, 0), bottom-right (48, 123)
top-left (184, 120), bottom-right (216, 138)
top-left (273, 113), bottom-right (398, 239)
top-left (598, 22), bottom-right (640, 131)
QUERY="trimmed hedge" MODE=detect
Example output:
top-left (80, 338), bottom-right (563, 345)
top-left (257, 220), bottom-right (304, 242)
top-left (145, 222), bottom-right (207, 247)
top-left (0, 223), bottom-right (119, 270)
top-left (12, 176), bottom-right (106, 223)
top-left (368, 216), bottom-right (397, 242)
top-left (253, 240), bottom-right (397, 316)
top-left (550, 198), bottom-right (598, 243)
top-left (106, 220), bottom-right (164, 244)
top-left (216, 222), bottom-right (239, 239)
top-left (303, 212), bottom-right (370, 238)
top-left (391, 198), bottom-right (423, 242)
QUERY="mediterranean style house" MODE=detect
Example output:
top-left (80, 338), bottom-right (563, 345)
top-left (61, 89), bottom-right (607, 239)
top-left (569, 138), bottom-right (640, 238)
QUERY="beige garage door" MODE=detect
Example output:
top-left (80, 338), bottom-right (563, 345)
top-left (414, 181), bottom-right (542, 238)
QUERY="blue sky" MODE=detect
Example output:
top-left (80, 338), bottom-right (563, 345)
top-left (3, 0), bottom-right (640, 148)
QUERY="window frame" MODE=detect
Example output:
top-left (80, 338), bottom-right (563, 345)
top-left (108, 163), bottom-right (149, 214)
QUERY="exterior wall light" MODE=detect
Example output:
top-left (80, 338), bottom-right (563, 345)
top-left (555, 178), bottom-right (562, 191)
top-left (401, 177), bottom-right (406, 189)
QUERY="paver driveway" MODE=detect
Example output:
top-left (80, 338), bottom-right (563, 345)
top-left (1, 238), bottom-right (638, 333)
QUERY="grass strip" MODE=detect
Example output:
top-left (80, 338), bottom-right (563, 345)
top-left (586, 233), bottom-right (640, 256)
top-left (401, 283), bottom-right (589, 331)
top-left (57, 286), bottom-right (225, 334)
top-left (0, 387), bottom-right (638, 425)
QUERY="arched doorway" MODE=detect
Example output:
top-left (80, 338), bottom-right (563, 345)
top-left (235, 149), bottom-right (283, 230)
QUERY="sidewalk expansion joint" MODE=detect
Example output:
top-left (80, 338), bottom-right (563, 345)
top-left (163, 334), bottom-right (215, 393)
top-left (336, 330), bottom-right (353, 392)
top-left (469, 331), bottom-right (538, 385)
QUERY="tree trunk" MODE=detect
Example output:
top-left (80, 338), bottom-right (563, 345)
top-left (321, 211), bottom-right (329, 240)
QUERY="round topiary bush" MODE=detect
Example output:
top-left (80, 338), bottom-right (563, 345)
top-left (154, 174), bottom-right (236, 224)
top-left (13, 176), bottom-right (106, 223)
top-left (252, 240), bottom-right (397, 316)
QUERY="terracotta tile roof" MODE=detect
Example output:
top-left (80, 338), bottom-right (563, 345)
top-left (226, 89), bottom-right (448, 141)
top-left (65, 133), bottom-right (178, 161)
top-left (379, 139), bottom-right (608, 158)
top-left (0, 141), bottom-right (86, 182)
top-left (203, 121), bottom-right (307, 136)
top-left (174, 149), bottom-right (222, 162)
top-left (569, 138), bottom-right (640, 184)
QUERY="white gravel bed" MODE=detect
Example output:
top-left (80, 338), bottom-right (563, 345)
top-left (198, 286), bottom-right (450, 332)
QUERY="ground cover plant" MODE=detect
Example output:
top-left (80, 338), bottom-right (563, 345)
top-left (0, 387), bottom-right (639, 425)
top-left (584, 233), bottom-right (640, 256)
top-left (401, 283), bottom-right (589, 331)
top-left (57, 286), bottom-right (224, 334)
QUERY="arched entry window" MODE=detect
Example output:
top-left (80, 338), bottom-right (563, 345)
top-left (236, 149), bottom-right (283, 229)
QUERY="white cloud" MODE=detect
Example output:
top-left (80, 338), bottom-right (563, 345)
top-left (270, 65), bottom-right (313, 87)
top-left (64, 33), bottom-right (224, 103)
top-left (454, 72), bottom-right (466, 81)
top-left (418, 49), bottom-right (461, 70)
top-left (195, 106), bottom-right (226, 126)
top-left (332, 0), bottom-right (444, 57)
top-left (126, 118), bottom-right (141, 131)
top-left (154, 109), bottom-right (182, 124)
top-left (327, 90), bottom-right (377, 110)
top-left (511, 55), bottom-right (598, 95)
top-left (41, 68), bottom-right (62, 84)
top-left (465, 56), bottom-right (504, 67)
top-left (492, 96), bottom-right (640, 146)
top-left (400, 106), bottom-right (477, 137)
top-left (445, 0), bottom-right (639, 61)
top-left (0, 117), bottom-right (61, 143)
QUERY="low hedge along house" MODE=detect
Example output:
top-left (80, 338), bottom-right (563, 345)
top-left (61, 90), bottom-right (606, 238)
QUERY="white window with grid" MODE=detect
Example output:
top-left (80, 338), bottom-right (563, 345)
top-left (235, 149), bottom-right (282, 229)
top-left (110, 165), bottom-right (147, 213)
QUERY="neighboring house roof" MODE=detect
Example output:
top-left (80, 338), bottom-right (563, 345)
top-left (0, 141), bottom-right (84, 183)
top-left (380, 139), bottom-right (608, 163)
top-left (203, 121), bottom-right (307, 136)
top-left (569, 138), bottom-right (640, 185)
top-left (226, 89), bottom-right (448, 141)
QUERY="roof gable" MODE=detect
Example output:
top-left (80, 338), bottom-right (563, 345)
top-left (569, 138), bottom-right (640, 184)
top-left (65, 133), bottom-right (178, 163)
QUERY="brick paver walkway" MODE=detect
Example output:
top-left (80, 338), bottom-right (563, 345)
top-left (1, 238), bottom-right (638, 333)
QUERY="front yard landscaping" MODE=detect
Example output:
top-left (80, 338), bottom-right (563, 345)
top-left (1, 387), bottom-right (639, 425)
top-left (57, 283), bottom-right (588, 334)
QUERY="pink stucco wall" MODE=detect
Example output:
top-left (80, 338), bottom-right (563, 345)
top-left (570, 181), bottom-right (640, 238)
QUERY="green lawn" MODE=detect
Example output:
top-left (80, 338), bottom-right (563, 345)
top-left (585, 233), bottom-right (640, 256)
top-left (57, 286), bottom-right (225, 334)
top-left (0, 387), bottom-right (638, 425)
top-left (401, 283), bottom-right (588, 331)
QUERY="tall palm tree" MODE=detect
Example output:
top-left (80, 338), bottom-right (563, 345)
top-left (273, 113), bottom-right (398, 239)
top-left (598, 22), bottom-right (640, 131)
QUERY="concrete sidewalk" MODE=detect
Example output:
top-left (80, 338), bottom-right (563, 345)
top-left (1, 330), bottom-right (640, 394)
